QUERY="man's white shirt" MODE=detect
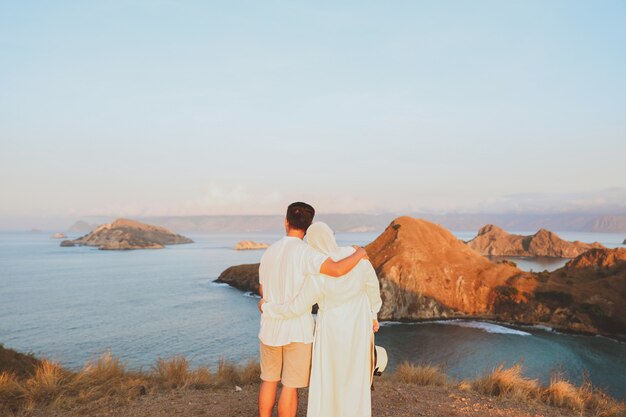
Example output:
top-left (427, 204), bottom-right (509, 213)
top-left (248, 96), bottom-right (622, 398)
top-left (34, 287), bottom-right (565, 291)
top-left (258, 236), bottom-right (326, 346)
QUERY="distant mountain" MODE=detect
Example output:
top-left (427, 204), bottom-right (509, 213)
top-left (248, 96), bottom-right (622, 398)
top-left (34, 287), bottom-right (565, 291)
top-left (588, 215), bottom-right (626, 233)
top-left (69, 212), bottom-right (626, 234)
top-left (67, 220), bottom-right (96, 233)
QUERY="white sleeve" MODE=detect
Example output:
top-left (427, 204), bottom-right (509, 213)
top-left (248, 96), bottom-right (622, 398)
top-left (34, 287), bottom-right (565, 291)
top-left (303, 247), bottom-right (327, 275)
top-left (261, 277), bottom-right (322, 319)
top-left (363, 261), bottom-right (382, 320)
top-left (258, 252), bottom-right (267, 287)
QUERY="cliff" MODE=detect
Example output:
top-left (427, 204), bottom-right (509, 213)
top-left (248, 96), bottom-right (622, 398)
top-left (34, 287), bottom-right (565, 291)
top-left (61, 218), bottom-right (193, 250)
top-left (467, 225), bottom-right (604, 257)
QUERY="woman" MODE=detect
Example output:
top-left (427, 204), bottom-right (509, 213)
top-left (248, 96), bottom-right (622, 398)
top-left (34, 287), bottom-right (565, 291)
top-left (260, 222), bottom-right (382, 417)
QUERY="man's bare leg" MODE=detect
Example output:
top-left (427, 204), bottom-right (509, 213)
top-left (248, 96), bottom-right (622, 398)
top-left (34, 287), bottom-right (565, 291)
top-left (277, 386), bottom-right (298, 417)
top-left (259, 380), bottom-right (278, 417)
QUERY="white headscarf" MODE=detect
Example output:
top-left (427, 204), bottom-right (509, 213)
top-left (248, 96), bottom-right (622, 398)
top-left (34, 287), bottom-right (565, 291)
top-left (306, 222), bottom-right (346, 260)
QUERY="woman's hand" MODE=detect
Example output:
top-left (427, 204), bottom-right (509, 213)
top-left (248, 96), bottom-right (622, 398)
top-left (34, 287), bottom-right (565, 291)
top-left (372, 320), bottom-right (379, 333)
top-left (352, 245), bottom-right (369, 260)
top-left (258, 299), bottom-right (265, 314)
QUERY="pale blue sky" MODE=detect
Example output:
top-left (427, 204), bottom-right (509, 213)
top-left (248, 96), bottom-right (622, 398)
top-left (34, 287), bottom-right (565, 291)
top-left (1, 1), bottom-right (625, 228)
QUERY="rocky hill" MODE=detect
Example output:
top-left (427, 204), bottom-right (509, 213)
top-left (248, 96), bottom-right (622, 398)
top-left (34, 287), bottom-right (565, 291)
top-left (365, 217), bottom-right (534, 320)
top-left (497, 248), bottom-right (626, 338)
top-left (61, 218), bottom-right (193, 250)
top-left (467, 225), bottom-right (604, 257)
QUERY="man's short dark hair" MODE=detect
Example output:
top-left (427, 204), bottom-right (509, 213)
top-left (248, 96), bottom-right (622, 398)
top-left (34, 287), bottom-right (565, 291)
top-left (286, 202), bottom-right (315, 232)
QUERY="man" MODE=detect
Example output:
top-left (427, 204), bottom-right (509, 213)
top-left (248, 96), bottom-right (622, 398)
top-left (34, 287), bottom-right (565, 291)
top-left (258, 202), bottom-right (368, 417)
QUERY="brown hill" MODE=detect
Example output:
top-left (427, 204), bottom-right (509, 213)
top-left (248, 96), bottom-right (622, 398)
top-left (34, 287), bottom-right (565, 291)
top-left (467, 225), bottom-right (604, 257)
top-left (61, 218), bottom-right (193, 250)
top-left (365, 217), bottom-right (535, 320)
top-left (0, 344), bottom-right (40, 379)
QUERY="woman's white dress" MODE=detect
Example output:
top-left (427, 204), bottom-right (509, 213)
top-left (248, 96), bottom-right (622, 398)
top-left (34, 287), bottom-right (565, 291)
top-left (262, 245), bottom-right (382, 417)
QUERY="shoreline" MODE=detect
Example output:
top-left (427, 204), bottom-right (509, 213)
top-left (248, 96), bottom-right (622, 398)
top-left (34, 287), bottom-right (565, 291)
top-left (378, 316), bottom-right (626, 343)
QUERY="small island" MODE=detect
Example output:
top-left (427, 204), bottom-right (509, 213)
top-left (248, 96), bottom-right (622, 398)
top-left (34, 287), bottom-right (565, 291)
top-left (467, 224), bottom-right (604, 258)
top-left (60, 218), bottom-right (193, 250)
top-left (234, 240), bottom-right (269, 251)
top-left (50, 232), bottom-right (67, 239)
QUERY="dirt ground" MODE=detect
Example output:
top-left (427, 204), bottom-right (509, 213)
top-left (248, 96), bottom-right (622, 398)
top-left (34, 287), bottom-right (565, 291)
top-left (29, 380), bottom-right (575, 417)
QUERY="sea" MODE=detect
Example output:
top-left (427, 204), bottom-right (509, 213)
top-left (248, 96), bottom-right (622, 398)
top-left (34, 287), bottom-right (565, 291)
top-left (0, 230), bottom-right (625, 399)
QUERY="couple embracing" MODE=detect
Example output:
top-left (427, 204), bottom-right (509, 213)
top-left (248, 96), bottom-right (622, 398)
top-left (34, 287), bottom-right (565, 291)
top-left (257, 202), bottom-right (382, 417)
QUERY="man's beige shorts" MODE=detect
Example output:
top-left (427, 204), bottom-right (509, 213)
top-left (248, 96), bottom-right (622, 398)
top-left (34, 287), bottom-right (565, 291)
top-left (259, 342), bottom-right (312, 388)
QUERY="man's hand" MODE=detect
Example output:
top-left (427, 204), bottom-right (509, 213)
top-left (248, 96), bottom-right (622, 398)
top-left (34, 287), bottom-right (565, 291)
top-left (352, 245), bottom-right (369, 260)
top-left (372, 320), bottom-right (380, 333)
top-left (258, 299), bottom-right (265, 314)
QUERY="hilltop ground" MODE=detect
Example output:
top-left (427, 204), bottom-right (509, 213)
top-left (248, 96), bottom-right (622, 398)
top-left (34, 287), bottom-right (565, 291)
top-left (2, 345), bottom-right (623, 417)
top-left (28, 379), bottom-right (575, 417)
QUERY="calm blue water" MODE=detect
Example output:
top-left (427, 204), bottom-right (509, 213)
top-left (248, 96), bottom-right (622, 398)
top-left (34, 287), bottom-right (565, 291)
top-left (0, 231), bottom-right (625, 399)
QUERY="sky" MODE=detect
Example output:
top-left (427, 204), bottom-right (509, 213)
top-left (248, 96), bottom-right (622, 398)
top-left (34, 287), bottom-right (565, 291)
top-left (1, 1), bottom-right (625, 229)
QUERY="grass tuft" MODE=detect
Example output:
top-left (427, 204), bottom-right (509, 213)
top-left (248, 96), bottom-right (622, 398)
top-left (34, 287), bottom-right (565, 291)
top-left (0, 372), bottom-right (26, 415)
top-left (543, 375), bottom-right (584, 411)
top-left (580, 382), bottom-right (626, 417)
top-left (394, 362), bottom-right (447, 386)
top-left (24, 360), bottom-right (69, 407)
top-left (154, 356), bottom-right (190, 389)
top-left (472, 363), bottom-right (540, 401)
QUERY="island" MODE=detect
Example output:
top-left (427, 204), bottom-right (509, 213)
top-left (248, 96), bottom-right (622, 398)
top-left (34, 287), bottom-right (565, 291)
top-left (467, 224), bottom-right (604, 257)
top-left (217, 216), bottom-right (626, 340)
top-left (234, 240), bottom-right (269, 251)
top-left (60, 218), bottom-right (193, 250)
top-left (50, 233), bottom-right (67, 239)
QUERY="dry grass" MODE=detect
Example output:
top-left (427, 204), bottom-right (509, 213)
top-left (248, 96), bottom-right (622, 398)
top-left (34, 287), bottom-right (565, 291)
top-left (24, 360), bottom-right (70, 408)
top-left (153, 356), bottom-right (190, 389)
top-left (579, 382), bottom-right (626, 417)
top-left (0, 353), bottom-right (261, 416)
top-left (0, 372), bottom-right (27, 415)
top-left (394, 362), bottom-right (448, 386)
top-left (543, 375), bottom-right (585, 411)
top-left (472, 363), bottom-right (540, 401)
top-left (470, 364), bottom-right (626, 417)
